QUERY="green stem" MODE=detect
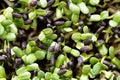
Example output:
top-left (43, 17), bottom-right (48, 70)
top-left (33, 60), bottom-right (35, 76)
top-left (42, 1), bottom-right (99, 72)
top-left (4, 0), bottom-right (14, 6)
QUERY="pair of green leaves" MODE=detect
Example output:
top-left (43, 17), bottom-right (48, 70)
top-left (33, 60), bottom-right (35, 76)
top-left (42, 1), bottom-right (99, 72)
top-left (29, 9), bottom-right (47, 20)
top-left (109, 11), bottom-right (120, 27)
top-left (98, 44), bottom-right (115, 57)
top-left (12, 41), bottom-right (46, 64)
top-left (98, 44), bottom-right (108, 56)
top-left (69, 2), bottom-right (89, 15)
top-left (63, 46), bottom-right (80, 57)
top-left (0, 7), bottom-right (18, 41)
top-left (22, 50), bottom-right (46, 64)
top-left (38, 28), bottom-right (57, 45)
top-left (72, 32), bottom-right (97, 42)
top-left (89, 0), bottom-right (100, 6)
top-left (90, 11), bottom-right (109, 21)
top-left (89, 62), bottom-right (107, 78)
top-left (80, 65), bottom-right (91, 80)
top-left (56, 2), bottom-right (66, 19)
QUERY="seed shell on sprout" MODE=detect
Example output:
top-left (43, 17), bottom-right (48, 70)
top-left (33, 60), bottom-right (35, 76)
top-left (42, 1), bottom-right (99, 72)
top-left (13, 58), bottom-right (21, 68)
top-left (80, 46), bottom-right (91, 52)
top-left (54, 21), bottom-right (65, 26)
top-left (30, 0), bottom-right (37, 6)
top-left (50, 55), bottom-right (55, 66)
top-left (24, 20), bottom-right (33, 25)
top-left (6, 47), bottom-right (11, 59)
top-left (77, 56), bottom-right (84, 67)
top-left (46, 11), bottom-right (55, 17)
top-left (57, 69), bottom-right (67, 76)
top-left (57, 37), bottom-right (64, 42)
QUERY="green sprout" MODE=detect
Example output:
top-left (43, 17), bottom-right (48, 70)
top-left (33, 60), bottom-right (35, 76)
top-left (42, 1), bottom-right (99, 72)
top-left (0, 66), bottom-right (6, 78)
top-left (39, 0), bottom-right (47, 8)
top-left (89, 0), bottom-right (100, 6)
top-left (90, 14), bottom-right (101, 21)
top-left (12, 46), bottom-right (25, 57)
top-left (98, 44), bottom-right (108, 56)
top-left (78, 2), bottom-right (89, 14)
top-left (56, 54), bottom-right (65, 68)
top-left (69, 2), bottom-right (80, 14)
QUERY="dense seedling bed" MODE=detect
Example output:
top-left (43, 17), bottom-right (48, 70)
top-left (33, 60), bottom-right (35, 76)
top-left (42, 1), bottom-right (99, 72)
top-left (0, 0), bottom-right (120, 80)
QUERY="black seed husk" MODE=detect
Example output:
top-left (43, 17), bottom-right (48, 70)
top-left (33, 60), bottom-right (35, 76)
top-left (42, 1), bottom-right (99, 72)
top-left (48, 46), bottom-right (55, 52)
top-left (57, 69), bottom-right (67, 75)
top-left (54, 21), bottom-right (65, 26)
top-left (57, 37), bottom-right (64, 42)
top-left (50, 55), bottom-right (55, 66)
top-left (0, 56), bottom-right (6, 61)
top-left (39, 16), bottom-right (45, 21)
top-left (60, 65), bottom-right (66, 69)
top-left (96, 26), bottom-right (105, 33)
top-left (46, 11), bottom-right (54, 17)
top-left (67, 61), bottom-right (73, 68)
top-left (23, 14), bottom-right (28, 20)
top-left (21, 41), bottom-right (27, 49)
top-left (77, 56), bottom-right (84, 67)
top-left (83, 39), bottom-right (92, 45)
top-left (78, 26), bottom-right (83, 32)
top-left (24, 20), bottom-right (33, 25)
top-left (47, 0), bottom-right (55, 7)
top-left (54, 43), bottom-right (60, 52)
top-left (38, 43), bottom-right (46, 49)
top-left (13, 58), bottom-right (21, 68)
top-left (30, 0), bottom-right (37, 6)
top-left (95, 53), bottom-right (102, 58)
top-left (13, 12), bottom-right (22, 18)
top-left (6, 48), bottom-right (11, 59)
top-left (80, 46), bottom-right (90, 52)
top-left (47, 23), bottom-right (52, 28)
